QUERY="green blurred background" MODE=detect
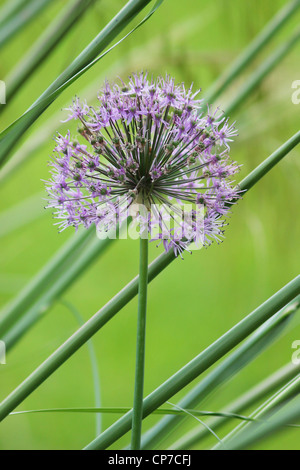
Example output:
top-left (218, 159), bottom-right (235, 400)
top-left (0, 0), bottom-right (299, 450)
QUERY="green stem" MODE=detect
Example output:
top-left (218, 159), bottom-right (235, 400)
top-left (0, 0), bottom-right (158, 168)
top-left (62, 300), bottom-right (102, 437)
top-left (131, 237), bottom-right (149, 450)
top-left (215, 376), bottom-right (300, 449)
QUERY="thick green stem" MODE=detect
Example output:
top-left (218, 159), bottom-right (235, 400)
top-left (131, 237), bottom-right (149, 449)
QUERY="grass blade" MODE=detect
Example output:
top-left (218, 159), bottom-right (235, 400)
top-left (0, 249), bottom-right (176, 422)
top-left (6, 407), bottom-right (263, 423)
top-left (0, 76), bottom-right (104, 184)
top-left (0, 0), bottom-right (29, 28)
top-left (0, 192), bottom-right (45, 239)
top-left (215, 371), bottom-right (300, 448)
top-left (166, 401), bottom-right (225, 448)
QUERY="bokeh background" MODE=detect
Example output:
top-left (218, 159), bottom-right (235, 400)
top-left (0, 0), bottom-right (299, 450)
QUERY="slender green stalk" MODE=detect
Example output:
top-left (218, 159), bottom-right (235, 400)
top-left (31, 0), bottom-right (154, 108)
top-left (5, 407), bottom-right (266, 423)
top-left (170, 362), bottom-right (300, 450)
top-left (139, 298), bottom-right (299, 450)
top-left (0, 0), bottom-right (53, 49)
top-left (83, 276), bottom-right (300, 450)
top-left (203, 0), bottom-right (300, 105)
top-left (5, 0), bottom-right (96, 103)
top-left (224, 28), bottom-right (300, 116)
top-left (131, 237), bottom-right (149, 449)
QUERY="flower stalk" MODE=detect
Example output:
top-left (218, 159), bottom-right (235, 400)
top-left (131, 234), bottom-right (149, 449)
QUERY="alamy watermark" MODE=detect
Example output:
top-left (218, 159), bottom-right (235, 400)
top-left (95, 199), bottom-right (206, 251)
top-left (0, 80), bottom-right (6, 105)
top-left (292, 340), bottom-right (300, 365)
top-left (291, 80), bottom-right (300, 105)
top-left (0, 340), bottom-right (6, 365)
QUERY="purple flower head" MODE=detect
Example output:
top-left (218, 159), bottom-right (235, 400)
top-left (45, 73), bottom-right (241, 256)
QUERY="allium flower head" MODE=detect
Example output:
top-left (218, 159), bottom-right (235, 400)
top-left (45, 73), bottom-right (240, 256)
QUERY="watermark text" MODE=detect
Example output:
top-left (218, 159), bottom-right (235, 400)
top-left (291, 80), bottom-right (300, 104)
top-left (0, 340), bottom-right (6, 365)
top-left (292, 340), bottom-right (300, 365)
top-left (0, 80), bottom-right (6, 105)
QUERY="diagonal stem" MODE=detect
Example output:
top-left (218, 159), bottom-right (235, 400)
top-left (131, 236), bottom-right (149, 449)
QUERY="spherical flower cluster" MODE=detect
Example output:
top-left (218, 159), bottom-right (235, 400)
top-left (45, 73), bottom-right (240, 256)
